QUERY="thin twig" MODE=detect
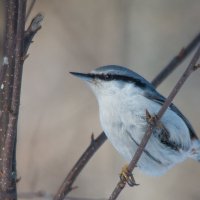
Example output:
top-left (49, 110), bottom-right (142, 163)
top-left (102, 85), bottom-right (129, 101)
top-left (24, 13), bottom-right (43, 55)
top-left (25, 0), bottom-right (36, 22)
top-left (151, 32), bottom-right (200, 87)
top-left (108, 44), bottom-right (200, 200)
top-left (53, 33), bottom-right (200, 200)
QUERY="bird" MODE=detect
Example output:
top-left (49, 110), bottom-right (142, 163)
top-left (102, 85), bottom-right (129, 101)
top-left (70, 65), bottom-right (200, 176)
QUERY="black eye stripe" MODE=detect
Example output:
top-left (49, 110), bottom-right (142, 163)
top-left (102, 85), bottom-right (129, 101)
top-left (90, 73), bottom-right (147, 88)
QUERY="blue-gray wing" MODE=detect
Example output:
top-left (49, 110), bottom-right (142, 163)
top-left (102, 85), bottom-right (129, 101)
top-left (144, 89), bottom-right (197, 140)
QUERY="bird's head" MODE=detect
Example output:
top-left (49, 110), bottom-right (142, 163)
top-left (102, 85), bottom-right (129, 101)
top-left (70, 65), bottom-right (154, 100)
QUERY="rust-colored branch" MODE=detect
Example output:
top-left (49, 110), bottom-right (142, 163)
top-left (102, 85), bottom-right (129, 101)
top-left (108, 44), bottom-right (200, 200)
top-left (53, 32), bottom-right (200, 200)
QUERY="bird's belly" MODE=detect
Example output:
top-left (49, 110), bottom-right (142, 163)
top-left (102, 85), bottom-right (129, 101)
top-left (99, 94), bottom-right (190, 176)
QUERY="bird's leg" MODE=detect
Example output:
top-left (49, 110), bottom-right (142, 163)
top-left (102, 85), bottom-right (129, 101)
top-left (145, 109), bottom-right (163, 129)
top-left (146, 109), bottom-right (171, 148)
top-left (119, 165), bottom-right (139, 187)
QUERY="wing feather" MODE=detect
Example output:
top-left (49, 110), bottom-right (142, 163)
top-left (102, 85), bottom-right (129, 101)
top-left (144, 89), bottom-right (198, 140)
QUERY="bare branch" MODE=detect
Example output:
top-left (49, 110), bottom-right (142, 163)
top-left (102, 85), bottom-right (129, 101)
top-left (0, 0), bottom-right (20, 197)
top-left (54, 33), bottom-right (200, 200)
top-left (1, 1), bottom-right (27, 199)
top-left (151, 32), bottom-right (200, 87)
top-left (108, 44), bottom-right (200, 200)
top-left (24, 13), bottom-right (43, 55)
top-left (0, 1), bottom-right (42, 199)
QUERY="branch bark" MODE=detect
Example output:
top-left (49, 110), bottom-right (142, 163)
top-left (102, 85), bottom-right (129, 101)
top-left (53, 33), bottom-right (200, 200)
top-left (1, 1), bottom-right (26, 197)
top-left (0, 1), bottom-right (26, 199)
top-left (0, 2), bottom-right (18, 162)
top-left (108, 44), bottom-right (200, 200)
top-left (0, 1), bottom-right (43, 199)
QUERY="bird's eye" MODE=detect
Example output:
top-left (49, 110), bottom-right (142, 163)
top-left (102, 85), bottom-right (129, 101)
top-left (104, 74), bottom-right (113, 80)
top-left (104, 74), bottom-right (110, 79)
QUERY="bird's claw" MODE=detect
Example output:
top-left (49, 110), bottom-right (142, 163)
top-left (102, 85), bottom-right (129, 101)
top-left (145, 109), bottom-right (163, 128)
top-left (119, 165), bottom-right (139, 187)
top-left (146, 109), bottom-right (157, 124)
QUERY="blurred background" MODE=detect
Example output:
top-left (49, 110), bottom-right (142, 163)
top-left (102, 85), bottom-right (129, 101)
top-left (1, 0), bottom-right (200, 199)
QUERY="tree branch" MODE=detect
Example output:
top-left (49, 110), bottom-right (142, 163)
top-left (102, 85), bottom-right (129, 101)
top-left (0, 1), bottom-right (18, 152)
top-left (53, 32), bottom-right (200, 200)
top-left (0, 1), bottom-right (43, 199)
top-left (108, 44), bottom-right (200, 200)
top-left (24, 13), bottom-right (43, 55)
top-left (151, 32), bottom-right (200, 87)
top-left (1, 1), bottom-right (27, 199)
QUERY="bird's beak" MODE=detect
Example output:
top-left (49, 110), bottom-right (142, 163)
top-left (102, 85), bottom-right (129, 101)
top-left (70, 72), bottom-right (94, 82)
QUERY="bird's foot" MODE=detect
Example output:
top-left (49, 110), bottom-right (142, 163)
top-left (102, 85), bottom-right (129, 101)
top-left (119, 165), bottom-right (139, 187)
top-left (145, 109), bottom-right (163, 129)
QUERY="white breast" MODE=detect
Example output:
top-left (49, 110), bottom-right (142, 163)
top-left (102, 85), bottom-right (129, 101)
top-left (97, 83), bottom-right (192, 176)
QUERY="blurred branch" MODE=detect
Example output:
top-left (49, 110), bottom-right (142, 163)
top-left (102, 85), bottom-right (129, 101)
top-left (152, 32), bottom-right (200, 87)
top-left (25, 0), bottom-right (36, 21)
top-left (0, 1), bottom-right (43, 199)
top-left (53, 32), bottom-right (200, 200)
top-left (108, 44), bottom-right (200, 200)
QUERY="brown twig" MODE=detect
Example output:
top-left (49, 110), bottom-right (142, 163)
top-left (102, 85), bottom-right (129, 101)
top-left (108, 44), bottom-right (200, 200)
top-left (24, 13), bottom-right (43, 55)
top-left (151, 32), bottom-right (200, 87)
top-left (53, 32), bottom-right (200, 200)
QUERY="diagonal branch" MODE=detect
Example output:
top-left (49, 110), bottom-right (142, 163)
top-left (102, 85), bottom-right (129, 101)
top-left (53, 32), bottom-right (200, 200)
top-left (108, 44), bottom-right (200, 200)
top-left (151, 32), bottom-right (200, 87)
